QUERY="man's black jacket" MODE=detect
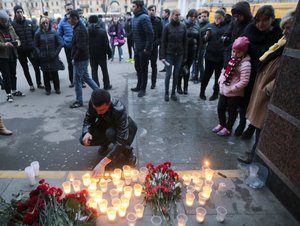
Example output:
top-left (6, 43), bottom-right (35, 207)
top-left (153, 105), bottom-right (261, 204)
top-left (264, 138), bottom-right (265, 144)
top-left (71, 21), bottom-right (89, 62)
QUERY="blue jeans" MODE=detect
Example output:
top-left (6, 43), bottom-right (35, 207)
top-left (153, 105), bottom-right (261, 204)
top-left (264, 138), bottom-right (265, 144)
top-left (73, 59), bottom-right (99, 104)
top-left (165, 54), bottom-right (183, 94)
top-left (112, 45), bottom-right (123, 61)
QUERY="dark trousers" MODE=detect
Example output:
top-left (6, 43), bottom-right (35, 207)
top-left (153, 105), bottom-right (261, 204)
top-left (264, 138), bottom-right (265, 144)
top-left (134, 51), bottom-right (150, 91)
top-left (90, 57), bottom-right (110, 88)
top-left (150, 46), bottom-right (158, 86)
top-left (192, 49), bottom-right (205, 81)
top-left (178, 48), bottom-right (195, 91)
top-left (43, 71), bottom-right (60, 92)
top-left (200, 59), bottom-right (223, 95)
top-left (217, 94), bottom-right (242, 130)
top-left (127, 38), bottom-right (134, 59)
top-left (64, 47), bottom-right (73, 84)
top-left (0, 60), bottom-right (17, 94)
top-left (165, 54), bottom-right (183, 94)
top-left (18, 50), bottom-right (41, 86)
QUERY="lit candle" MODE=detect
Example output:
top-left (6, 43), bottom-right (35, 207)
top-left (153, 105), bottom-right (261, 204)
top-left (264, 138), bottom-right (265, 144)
top-left (185, 192), bottom-right (195, 207)
top-left (82, 173), bottom-right (91, 187)
top-left (112, 198), bottom-right (121, 211)
top-left (72, 180), bottom-right (81, 192)
top-left (123, 165), bottom-right (131, 175)
top-left (124, 173), bottom-right (132, 185)
top-left (88, 182), bottom-right (97, 192)
top-left (121, 195), bottom-right (130, 209)
top-left (88, 198), bottom-right (97, 209)
top-left (91, 178), bottom-right (99, 184)
top-left (205, 179), bottom-right (214, 188)
top-left (192, 172), bottom-right (201, 184)
top-left (118, 205), bottom-right (127, 217)
top-left (196, 207), bottom-right (207, 223)
top-left (110, 188), bottom-right (119, 199)
top-left (205, 168), bottom-right (214, 181)
top-left (62, 181), bottom-right (71, 194)
top-left (123, 186), bottom-right (132, 199)
top-left (194, 180), bottom-right (203, 192)
top-left (112, 174), bottom-right (120, 186)
top-left (99, 179), bottom-right (108, 193)
top-left (89, 190), bottom-right (96, 197)
top-left (134, 203), bottom-right (144, 219)
top-left (107, 207), bottom-right (117, 221)
top-left (114, 168), bottom-right (122, 180)
top-left (202, 186), bottom-right (212, 199)
top-left (182, 174), bottom-right (191, 186)
top-left (177, 213), bottom-right (188, 226)
top-left (131, 169), bottom-right (139, 182)
top-left (127, 212), bottom-right (137, 226)
top-left (99, 199), bottom-right (108, 213)
top-left (198, 193), bottom-right (207, 206)
top-left (95, 190), bottom-right (103, 203)
top-left (134, 184), bottom-right (143, 197)
top-left (116, 180), bottom-right (125, 192)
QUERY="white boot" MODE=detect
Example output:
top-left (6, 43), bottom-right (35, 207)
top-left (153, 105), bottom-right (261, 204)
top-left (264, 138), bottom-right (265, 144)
top-left (0, 115), bottom-right (12, 135)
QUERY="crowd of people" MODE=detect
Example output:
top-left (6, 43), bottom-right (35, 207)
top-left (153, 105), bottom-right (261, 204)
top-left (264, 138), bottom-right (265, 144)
top-left (0, 1), bottom-right (296, 167)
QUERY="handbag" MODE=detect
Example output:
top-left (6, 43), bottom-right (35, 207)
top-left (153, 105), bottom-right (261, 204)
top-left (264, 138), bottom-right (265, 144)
top-left (116, 36), bottom-right (126, 46)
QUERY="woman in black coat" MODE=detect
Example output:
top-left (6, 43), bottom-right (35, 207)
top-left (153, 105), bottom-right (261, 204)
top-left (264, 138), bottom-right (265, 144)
top-left (34, 17), bottom-right (62, 95)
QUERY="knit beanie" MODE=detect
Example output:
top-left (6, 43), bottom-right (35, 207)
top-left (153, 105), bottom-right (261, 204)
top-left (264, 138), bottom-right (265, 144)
top-left (0, 9), bottom-right (9, 20)
top-left (14, 5), bottom-right (23, 14)
top-left (232, 36), bottom-right (250, 53)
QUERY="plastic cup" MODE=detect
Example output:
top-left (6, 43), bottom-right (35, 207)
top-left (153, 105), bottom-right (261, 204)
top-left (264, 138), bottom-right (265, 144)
top-left (187, 185), bottom-right (195, 193)
top-left (30, 161), bottom-right (40, 177)
top-left (134, 184), bottom-right (143, 197)
top-left (127, 212), bottom-right (137, 226)
top-left (185, 192), bottom-right (195, 207)
top-left (151, 215), bottom-right (162, 225)
top-left (99, 199), bottom-right (108, 213)
top-left (198, 193), bottom-right (207, 206)
top-left (116, 180), bottom-right (125, 192)
top-left (107, 206), bottom-right (117, 221)
top-left (99, 179), bottom-right (108, 192)
top-left (114, 168), bottom-right (122, 180)
top-left (194, 179), bottom-right (203, 192)
top-left (196, 207), bottom-right (207, 223)
top-left (72, 180), bottom-right (81, 192)
top-left (131, 169), bottom-right (139, 182)
top-left (134, 203), bottom-right (144, 219)
top-left (177, 213), bottom-right (188, 226)
top-left (124, 186), bottom-right (132, 199)
top-left (24, 166), bottom-right (35, 186)
top-left (216, 206), bottom-right (227, 222)
top-left (62, 181), bottom-right (71, 194)
top-left (217, 182), bottom-right (227, 196)
top-left (112, 198), bottom-right (121, 211)
top-left (249, 164), bottom-right (259, 177)
top-left (139, 167), bottom-right (148, 174)
top-left (110, 188), bottom-right (119, 199)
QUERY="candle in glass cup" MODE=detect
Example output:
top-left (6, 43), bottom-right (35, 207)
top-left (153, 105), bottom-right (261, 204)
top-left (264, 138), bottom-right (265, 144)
top-left (107, 207), bottom-right (117, 221)
top-left (134, 203), bottom-right (144, 219)
top-left (121, 195), bottom-right (130, 209)
top-left (123, 186), bottom-right (132, 199)
top-left (82, 173), bottom-right (91, 187)
top-left (194, 179), bottom-right (203, 192)
top-left (131, 169), bottom-right (139, 182)
top-left (198, 193), bottom-right (207, 206)
top-left (192, 172), bottom-right (201, 184)
top-left (116, 180), bottom-right (125, 192)
top-left (99, 179), bottom-right (108, 192)
top-left (134, 184), bottom-right (142, 197)
top-left (95, 190), bottom-right (103, 203)
top-left (62, 181), bottom-right (71, 194)
top-left (72, 180), bottom-right (81, 192)
top-left (99, 199), bottom-right (108, 213)
top-left (124, 173), bottom-right (132, 185)
top-left (202, 186), bottom-right (212, 199)
top-left (88, 198), bottom-right (97, 209)
top-left (185, 192), bottom-right (195, 207)
top-left (123, 165), bottom-right (131, 176)
top-left (127, 212), bottom-right (137, 226)
top-left (110, 188), bottom-right (119, 199)
top-left (88, 182), bottom-right (97, 192)
top-left (114, 168), bottom-right (122, 180)
top-left (205, 168), bottom-right (214, 181)
top-left (196, 207), bottom-right (207, 223)
top-left (177, 213), bottom-right (188, 226)
top-left (112, 198), bottom-right (121, 211)
top-left (91, 178), bottom-right (99, 184)
top-left (118, 205), bottom-right (127, 217)
top-left (182, 174), bottom-right (191, 186)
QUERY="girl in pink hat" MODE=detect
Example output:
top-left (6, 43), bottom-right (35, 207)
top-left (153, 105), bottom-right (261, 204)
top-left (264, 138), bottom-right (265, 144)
top-left (212, 36), bottom-right (251, 136)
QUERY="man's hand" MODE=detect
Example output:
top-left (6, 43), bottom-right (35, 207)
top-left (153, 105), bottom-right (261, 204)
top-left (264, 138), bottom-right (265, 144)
top-left (4, 42), bottom-right (14, 47)
top-left (93, 157), bottom-right (112, 177)
top-left (82, 132), bottom-right (92, 146)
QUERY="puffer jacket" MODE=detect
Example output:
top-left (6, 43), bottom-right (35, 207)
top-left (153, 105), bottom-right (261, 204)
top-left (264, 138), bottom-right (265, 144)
top-left (57, 15), bottom-right (73, 48)
top-left (0, 24), bottom-right (19, 59)
top-left (132, 7), bottom-right (154, 53)
top-left (218, 55), bottom-right (251, 97)
top-left (34, 28), bottom-right (62, 72)
top-left (160, 19), bottom-right (187, 59)
top-left (12, 17), bottom-right (36, 51)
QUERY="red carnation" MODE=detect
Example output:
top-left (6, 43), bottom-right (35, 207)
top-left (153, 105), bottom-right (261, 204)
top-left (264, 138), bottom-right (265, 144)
top-left (17, 202), bottom-right (27, 212)
top-left (146, 163), bottom-right (154, 169)
top-left (39, 179), bottom-right (45, 184)
top-left (164, 161), bottom-right (171, 167)
top-left (23, 213), bottom-right (34, 224)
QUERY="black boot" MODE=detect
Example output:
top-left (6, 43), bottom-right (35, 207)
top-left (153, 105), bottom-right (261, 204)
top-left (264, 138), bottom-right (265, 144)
top-left (177, 86), bottom-right (183, 95)
top-left (209, 92), bottom-right (219, 101)
top-left (241, 124), bottom-right (255, 140)
top-left (234, 123), bottom-right (246, 137)
top-left (177, 74), bottom-right (183, 94)
top-left (199, 90), bottom-right (206, 100)
top-left (164, 91), bottom-right (169, 102)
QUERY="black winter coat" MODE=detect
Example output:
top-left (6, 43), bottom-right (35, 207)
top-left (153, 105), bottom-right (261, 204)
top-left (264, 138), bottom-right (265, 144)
top-left (88, 24), bottom-right (112, 60)
top-left (185, 19), bottom-right (200, 58)
top-left (71, 21), bottom-right (89, 62)
top-left (12, 18), bottom-right (36, 51)
top-left (150, 16), bottom-right (163, 47)
top-left (34, 28), bottom-right (62, 72)
top-left (124, 18), bottom-right (133, 40)
top-left (160, 19), bottom-right (187, 59)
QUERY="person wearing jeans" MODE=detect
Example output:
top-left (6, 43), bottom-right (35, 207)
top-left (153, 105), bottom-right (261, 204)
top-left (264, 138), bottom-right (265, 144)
top-left (68, 10), bottom-right (99, 108)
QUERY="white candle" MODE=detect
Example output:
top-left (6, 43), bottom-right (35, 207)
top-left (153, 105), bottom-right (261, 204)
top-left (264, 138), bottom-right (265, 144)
top-left (107, 207), bottom-right (117, 221)
top-left (24, 166), bottom-right (35, 186)
top-left (99, 179), bottom-right (108, 192)
top-left (99, 199), bottom-right (108, 213)
top-left (30, 161), bottom-right (40, 177)
top-left (134, 184), bottom-right (142, 197)
top-left (62, 181), bottom-right (71, 194)
top-left (72, 180), bottom-right (81, 192)
top-left (185, 192), bottom-right (195, 207)
top-left (196, 207), bottom-right (206, 223)
top-left (134, 204), bottom-right (144, 219)
top-left (82, 173), bottom-right (91, 187)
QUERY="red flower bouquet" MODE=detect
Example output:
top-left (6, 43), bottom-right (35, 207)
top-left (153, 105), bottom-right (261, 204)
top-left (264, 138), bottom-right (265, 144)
top-left (143, 162), bottom-right (182, 225)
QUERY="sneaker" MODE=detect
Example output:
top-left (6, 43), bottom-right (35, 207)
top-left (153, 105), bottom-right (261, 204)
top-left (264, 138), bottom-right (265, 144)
top-left (212, 124), bottom-right (224, 133)
top-left (7, 94), bottom-right (13, 102)
top-left (171, 94), bottom-right (178, 101)
top-left (37, 84), bottom-right (45, 89)
top-left (137, 90), bottom-right (145, 97)
top-left (104, 85), bottom-right (112, 90)
top-left (12, 91), bottom-right (25, 96)
top-left (30, 86), bottom-right (35, 91)
top-left (217, 127), bottom-right (231, 136)
top-left (70, 101), bottom-right (83, 108)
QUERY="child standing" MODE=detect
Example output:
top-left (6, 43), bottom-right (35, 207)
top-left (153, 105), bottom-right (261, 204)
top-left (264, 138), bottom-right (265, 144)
top-left (212, 36), bottom-right (251, 136)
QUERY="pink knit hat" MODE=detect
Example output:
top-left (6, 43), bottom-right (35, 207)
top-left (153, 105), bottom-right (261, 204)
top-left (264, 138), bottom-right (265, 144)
top-left (232, 36), bottom-right (250, 53)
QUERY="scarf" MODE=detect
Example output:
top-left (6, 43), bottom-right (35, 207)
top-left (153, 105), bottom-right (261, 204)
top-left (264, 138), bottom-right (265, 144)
top-left (259, 36), bottom-right (286, 62)
top-left (223, 57), bottom-right (241, 86)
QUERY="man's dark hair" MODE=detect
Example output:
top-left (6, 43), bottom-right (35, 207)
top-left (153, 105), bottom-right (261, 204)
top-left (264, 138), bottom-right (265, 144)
top-left (255, 5), bottom-right (275, 21)
top-left (89, 15), bottom-right (98, 24)
top-left (147, 5), bottom-right (156, 10)
top-left (68, 10), bottom-right (80, 19)
top-left (201, 10), bottom-right (209, 17)
top-left (65, 3), bottom-right (73, 8)
top-left (132, 1), bottom-right (144, 8)
top-left (91, 89), bottom-right (111, 107)
top-left (164, 9), bottom-right (170, 16)
top-left (98, 14), bottom-right (103, 19)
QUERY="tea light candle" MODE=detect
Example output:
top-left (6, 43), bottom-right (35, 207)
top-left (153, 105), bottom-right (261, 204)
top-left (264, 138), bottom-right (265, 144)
top-left (205, 168), bottom-right (214, 181)
top-left (88, 198), bottom-right (97, 209)
top-left (182, 174), bottom-right (191, 186)
top-left (99, 179), bottom-right (108, 193)
top-left (121, 195), bottom-right (130, 209)
top-left (185, 192), bottom-right (195, 207)
top-left (131, 169), bottom-right (139, 182)
top-left (116, 180), bottom-right (125, 192)
top-left (202, 186), bottom-right (212, 199)
top-left (62, 181), bottom-right (71, 194)
top-left (112, 198), bottom-right (121, 211)
top-left (114, 168), bottom-right (122, 180)
top-left (118, 205), bottom-right (127, 217)
top-left (82, 173), bottom-right (91, 187)
top-left (196, 207), bottom-right (207, 223)
top-left (123, 186), bottom-right (132, 199)
top-left (107, 207), bottom-right (117, 221)
top-left (194, 180), bottom-right (203, 192)
top-left (134, 203), bottom-right (144, 219)
top-left (99, 199), bottom-right (108, 213)
top-left (72, 180), bottom-right (81, 192)
top-left (134, 184), bottom-right (143, 197)
top-left (110, 188), bottom-right (119, 199)
top-left (198, 193), bottom-right (207, 206)
top-left (177, 213), bottom-right (188, 226)
top-left (95, 190), bottom-right (103, 203)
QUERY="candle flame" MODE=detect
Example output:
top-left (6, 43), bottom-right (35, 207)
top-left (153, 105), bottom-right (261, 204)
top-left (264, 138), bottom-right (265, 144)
top-left (205, 160), bottom-right (209, 167)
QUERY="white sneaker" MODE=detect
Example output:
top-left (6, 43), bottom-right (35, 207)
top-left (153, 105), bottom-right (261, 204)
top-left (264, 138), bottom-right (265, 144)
top-left (7, 94), bottom-right (13, 102)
